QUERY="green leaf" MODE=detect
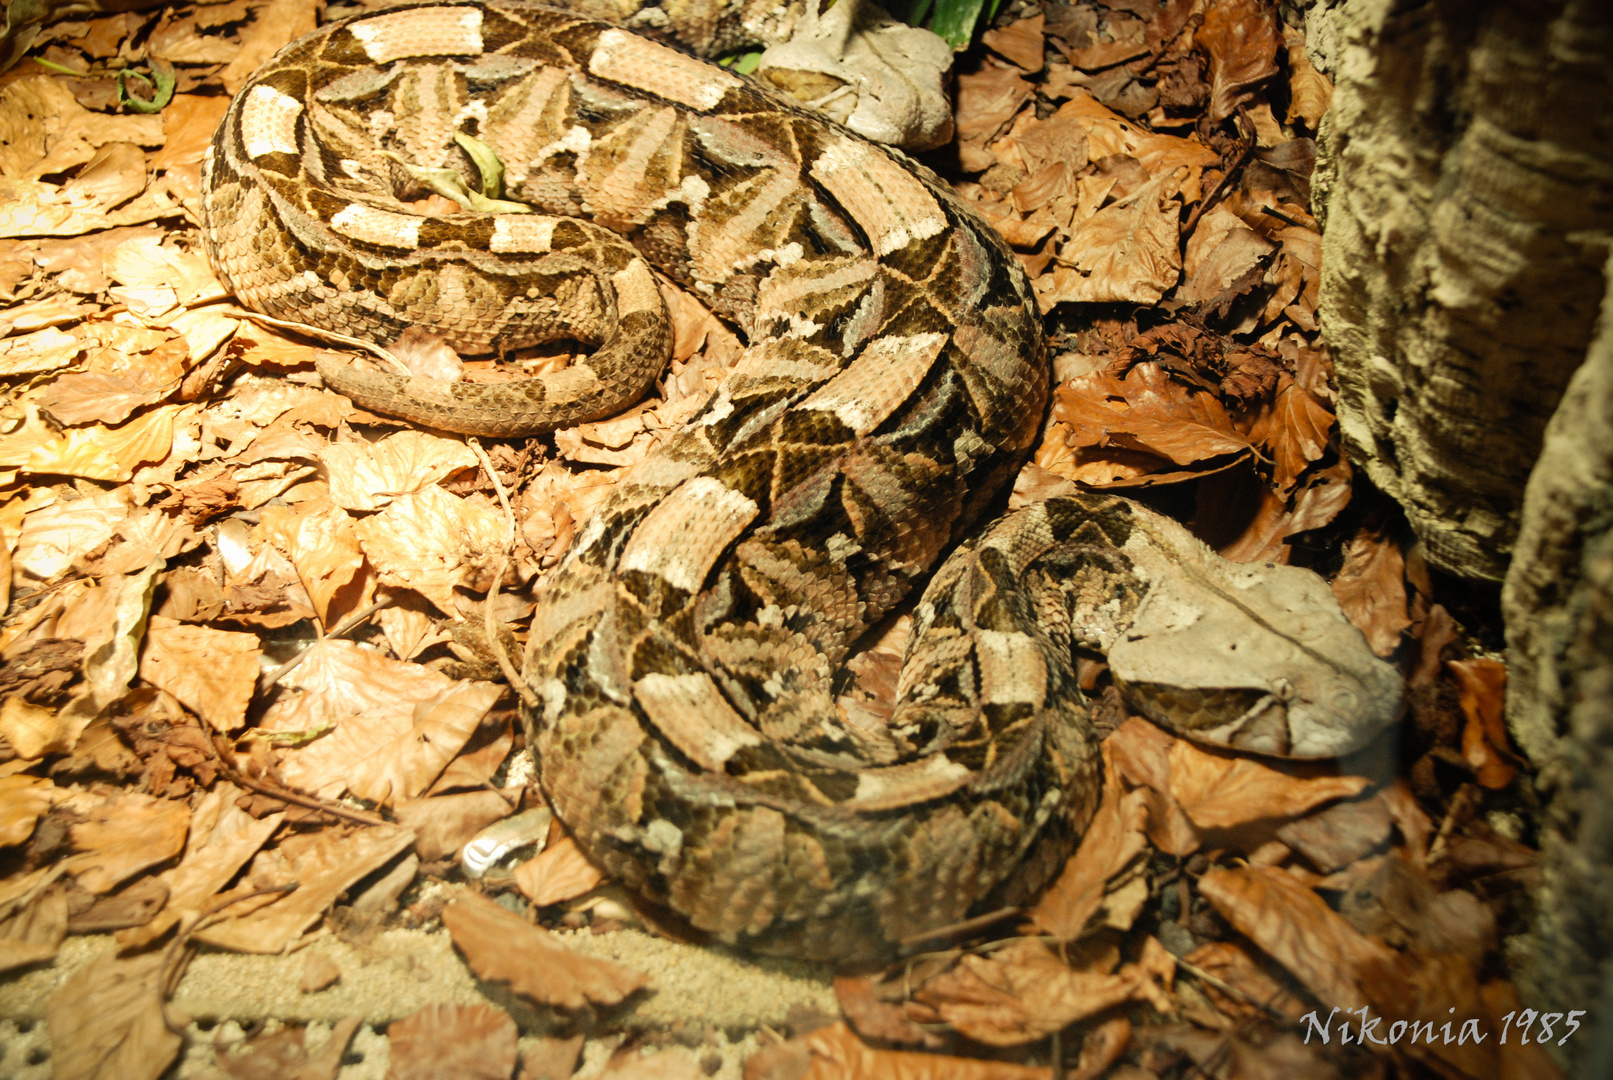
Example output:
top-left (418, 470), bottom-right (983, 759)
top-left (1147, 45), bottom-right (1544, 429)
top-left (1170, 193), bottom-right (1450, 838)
top-left (380, 150), bottom-right (532, 214)
top-left (116, 59), bottom-right (176, 114)
top-left (928, 0), bottom-right (999, 49)
top-left (718, 50), bottom-right (763, 75)
top-left (453, 131), bottom-right (506, 199)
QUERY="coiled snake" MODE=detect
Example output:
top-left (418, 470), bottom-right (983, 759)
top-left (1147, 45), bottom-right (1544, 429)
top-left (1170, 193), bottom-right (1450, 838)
top-left (202, 1), bottom-right (1402, 961)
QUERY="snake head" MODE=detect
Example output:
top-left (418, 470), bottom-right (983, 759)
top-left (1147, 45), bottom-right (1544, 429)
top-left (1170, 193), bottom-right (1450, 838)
top-left (1106, 558), bottom-right (1405, 759)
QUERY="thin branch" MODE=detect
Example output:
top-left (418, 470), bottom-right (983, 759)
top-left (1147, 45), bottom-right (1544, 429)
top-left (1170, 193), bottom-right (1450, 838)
top-left (469, 437), bottom-right (541, 711)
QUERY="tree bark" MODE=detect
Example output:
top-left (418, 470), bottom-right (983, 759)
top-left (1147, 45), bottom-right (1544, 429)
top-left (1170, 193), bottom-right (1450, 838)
top-left (1311, 0), bottom-right (1613, 580)
top-left (1502, 250), bottom-right (1613, 1076)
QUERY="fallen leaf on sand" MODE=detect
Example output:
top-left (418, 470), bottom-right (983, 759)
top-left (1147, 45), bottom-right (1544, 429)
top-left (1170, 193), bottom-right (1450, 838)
top-left (45, 951), bottom-right (182, 1080)
top-left (442, 889), bottom-right (647, 1009)
top-left (386, 1003), bottom-right (518, 1080)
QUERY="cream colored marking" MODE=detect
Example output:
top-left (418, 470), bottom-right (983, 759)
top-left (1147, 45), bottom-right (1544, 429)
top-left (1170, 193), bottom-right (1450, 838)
top-left (589, 28), bottom-right (743, 110)
top-left (489, 216), bottom-right (557, 254)
top-left (347, 6), bottom-right (483, 63)
top-left (619, 476), bottom-right (758, 593)
top-left (610, 259), bottom-right (661, 315)
top-left (811, 136), bottom-right (948, 256)
top-left (634, 672), bottom-right (761, 772)
top-left (240, 85), bottom-right (303, 159)
top-left (328, 203), bottom-right (422, 249)
top-left (799, 332), bottom-right (948, 435)
top-left (974, 629), bottom-right (1048, 705)
top-left (849, 755), bottom-right (972, 811)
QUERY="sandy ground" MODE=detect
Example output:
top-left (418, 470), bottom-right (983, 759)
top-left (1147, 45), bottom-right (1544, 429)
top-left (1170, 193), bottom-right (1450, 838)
top-left (0, 922), bottom-right (839, 1077)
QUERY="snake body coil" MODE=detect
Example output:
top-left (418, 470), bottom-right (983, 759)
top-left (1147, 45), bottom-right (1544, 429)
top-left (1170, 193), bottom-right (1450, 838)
top-left (203, 1), bottom-right (1402, 961)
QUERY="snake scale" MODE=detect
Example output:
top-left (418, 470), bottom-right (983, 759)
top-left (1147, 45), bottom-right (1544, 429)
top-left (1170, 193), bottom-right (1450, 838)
top-left (202, 1), bottom-right (1403, 961)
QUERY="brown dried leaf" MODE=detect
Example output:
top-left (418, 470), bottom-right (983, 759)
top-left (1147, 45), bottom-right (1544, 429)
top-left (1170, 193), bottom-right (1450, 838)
top-left (213, 1015), bottom-right (360, 1080)
top-left (1287, 455), bottom-right (1352, 534)
top-left (279, 659), bottom-right (500, 806)
top-left (1053, 362), bottom-right (1250, 469)
top-left (1107, 717), bottom-right (1202, 855)
top-left (258, 498), bottom-right (368, 628)
top-left (1282, 26), bottom-right (1332, 131)
top-left (137, 616), bottom-right (261, 733)
top-left (1276, 795), bottom-right (1394, 874)
top-left (193, 824), bottom-right (415, 953)
top-left (318, 430), bottom-right (479, 512)
top-left (1337, 853), bottom-right (1496, 964)
top-left (1329, 528), bottom-right (1410, 657)
top-left (1169, 739), bottom-right (1370, 830)
top-left (219, 0), bottom-right (320, 93)
top-left (354, 486), bottom-right (506, 616)
top-left (1179, 207), bottom-right (1276, 304)
top-left (514, 835), bottom-right (605, 907)
top-left (387, 1003), bottom-right (518, 1080)
top-left (1198, 864), bottom-right (1394, 1010)
top-left (45, 951), bottom-right (182, 1080)
top-left (954, 62), bottom-right (1034, 171)
top-left (983, 15), bottom-right (1045, 74)
top-left (0, 696), bottom-right (80, 761)
top-left (0, 77), bottom-right (163, 180)
top-left (1262, 225), bottom-right (1321, 329)
top-left (1182, 941), bottom-right (1307, 1020)
top-left (601, 1047), bottom-right (704, 1080)
top-left (2, 403), bottom-right (179, 483)
top-left (118, 783), bottom-right (279, 951)
top-left (1037, 172), bottom-right (1184, 306)
top-left (1030, 743), bottom-right (1149, 938)
top-left (834, 975), bottom-right (941, 1047)
top-left (1068, 1016), bottom-right (1130, 1080)
top-left (1197, 0), bottom-right (1281, 122)
top-left (0, 878), bottom-right (67, 973)
top-left (919, 938), bottom-right (1173, 1046)
top-left (442, 889), bottom-right (648, 1009)
top-left (0, 773), bottom-right (55, 847)
top-left (1447, 659), bottom-right (1515, 789)
top-left (395, 788), bottom-right (517, 863)
top-left (69, 790), bottom-right (190, 895)
top-left (0, 326), bottom-right (84, 377)
top-left (520, 1035), bottom-right (585, 1080)
top-left (39, 370), bottom-right (176, 428)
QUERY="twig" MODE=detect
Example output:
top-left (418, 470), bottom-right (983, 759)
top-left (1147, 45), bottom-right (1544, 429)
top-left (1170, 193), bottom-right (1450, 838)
top-left (1182, 107), bottom-right (1257, 236)
top-left (469, 438), bottom-right (541, 711)
top-left (1427, 782), bottom-right (1478, 864)
top-left (200, 730), bottom-right (386, 827)
top-left (897, 906), bottom-right (1022, 952)
top-left (1259, 204), bottom-right (1307, 228)
top-left (1173, 954), bottom-right (1291, 1019)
